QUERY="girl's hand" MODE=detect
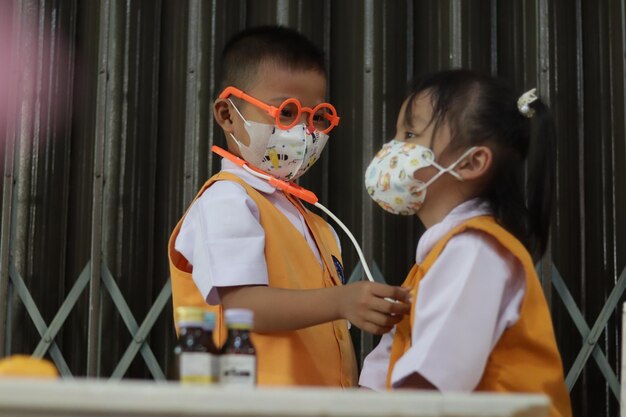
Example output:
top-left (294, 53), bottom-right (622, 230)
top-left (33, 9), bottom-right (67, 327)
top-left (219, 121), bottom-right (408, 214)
top-left (338, 282), bottom-right (411, 335)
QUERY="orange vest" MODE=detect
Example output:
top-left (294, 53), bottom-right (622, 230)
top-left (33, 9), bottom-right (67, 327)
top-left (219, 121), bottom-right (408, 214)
top-left (387, 216), bottom-right (571, 417)
top-left (168, 172), bottom-right (357, 386)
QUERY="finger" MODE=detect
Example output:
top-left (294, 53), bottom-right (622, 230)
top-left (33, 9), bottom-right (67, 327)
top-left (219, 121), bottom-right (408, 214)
top-left (389, 286), bottom-right (412, 303)
top-left (370, 284), bottom-right (412, 303)
top-left (387, 299), bottom-right (411, 315)
top-left (358, 309), bottom-right (403, 334)
top-left (368, 296), bottom-right (411, 316)
top-left (364, 311), bottom-right (404, 328)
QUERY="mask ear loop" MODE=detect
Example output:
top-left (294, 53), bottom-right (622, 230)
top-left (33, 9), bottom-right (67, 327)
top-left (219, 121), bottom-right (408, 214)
top-left (227, 98), bottom-right (251, 126)
top-left (227, 98), bottom-right (256, 153)
top-left (413, 146), bottom-right (477, 192)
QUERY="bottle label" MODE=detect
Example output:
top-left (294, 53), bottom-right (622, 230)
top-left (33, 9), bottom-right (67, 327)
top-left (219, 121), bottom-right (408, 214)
top-left (220, 354), bottom-right (256, 386)
top-left (179, 352), bottom-right (216, 384)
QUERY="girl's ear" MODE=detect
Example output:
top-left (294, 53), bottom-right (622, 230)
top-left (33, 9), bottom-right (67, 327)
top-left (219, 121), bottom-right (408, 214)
top-left (214, 99), bottom-right (235, 134)
top-left (456, 146), bottom-right (492, 181)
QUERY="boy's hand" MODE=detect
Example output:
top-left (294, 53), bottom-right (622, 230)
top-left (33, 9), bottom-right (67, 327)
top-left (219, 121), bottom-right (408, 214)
top-left (338, 282), bottom-right (411, 335)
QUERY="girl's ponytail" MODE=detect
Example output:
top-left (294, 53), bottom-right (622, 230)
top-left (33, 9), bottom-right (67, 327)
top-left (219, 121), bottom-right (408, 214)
top-left (525, 99), bottom-right (556, 260)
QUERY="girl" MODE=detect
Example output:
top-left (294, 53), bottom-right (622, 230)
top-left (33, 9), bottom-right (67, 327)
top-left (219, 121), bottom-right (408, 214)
top-left (359, 69), bottom-right (572, 417)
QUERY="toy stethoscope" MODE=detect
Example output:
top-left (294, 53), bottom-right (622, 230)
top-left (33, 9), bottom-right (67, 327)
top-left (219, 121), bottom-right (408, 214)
top-left (211, 145), bottom-right (376, 283)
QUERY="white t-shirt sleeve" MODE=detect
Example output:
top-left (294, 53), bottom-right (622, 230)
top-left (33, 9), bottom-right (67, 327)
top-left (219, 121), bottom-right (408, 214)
top-left (359, 330), bottom-right (394, 390)
top-left (390, 231), bottom-right (525, 392)
top-left (174, 180), bottom-right (269, 305)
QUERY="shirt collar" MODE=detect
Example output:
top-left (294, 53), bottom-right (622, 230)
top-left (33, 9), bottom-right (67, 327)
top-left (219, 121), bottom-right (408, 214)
top-left (415, 198), bottom-right (492, 264)
top-left (220, 158), bottom-right (277, 194)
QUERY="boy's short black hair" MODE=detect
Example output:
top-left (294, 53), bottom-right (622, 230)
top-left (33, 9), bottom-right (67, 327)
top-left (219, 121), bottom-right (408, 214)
top-left (219, 26), bottom-right (326, 91)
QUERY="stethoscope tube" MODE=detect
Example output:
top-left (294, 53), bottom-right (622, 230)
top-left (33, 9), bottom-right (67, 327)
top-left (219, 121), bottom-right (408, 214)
top-left (240, 164), bottom-right (376, 283)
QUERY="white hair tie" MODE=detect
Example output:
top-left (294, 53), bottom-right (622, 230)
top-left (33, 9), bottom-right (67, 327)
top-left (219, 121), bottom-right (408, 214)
top-left (517, 88), bottom-right (538, 118)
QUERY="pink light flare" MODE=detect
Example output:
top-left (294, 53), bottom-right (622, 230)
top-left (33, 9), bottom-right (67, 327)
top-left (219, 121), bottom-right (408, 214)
top-left (0, 1), bottom-right (73, 152)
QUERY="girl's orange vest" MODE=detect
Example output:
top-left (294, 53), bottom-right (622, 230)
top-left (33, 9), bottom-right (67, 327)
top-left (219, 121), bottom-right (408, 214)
top-left (387, 216), bottom-right (571, 417)
top-left (168, 172), bottom-right (357, 386)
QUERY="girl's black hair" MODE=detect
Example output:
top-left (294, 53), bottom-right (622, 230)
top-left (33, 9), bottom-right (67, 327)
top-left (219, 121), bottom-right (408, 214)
top-left (405, 69), bottom-right (556, 261)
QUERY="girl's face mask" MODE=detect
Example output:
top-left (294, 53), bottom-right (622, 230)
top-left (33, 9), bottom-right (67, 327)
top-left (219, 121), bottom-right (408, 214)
top-left (229, 100), bottom-right (329, 182)
top-left (364, 139), bottom-right (475, 215)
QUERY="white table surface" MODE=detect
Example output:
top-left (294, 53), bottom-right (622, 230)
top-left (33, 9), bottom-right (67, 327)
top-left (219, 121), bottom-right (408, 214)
top-left (0, 378), bottom-right (549, 417)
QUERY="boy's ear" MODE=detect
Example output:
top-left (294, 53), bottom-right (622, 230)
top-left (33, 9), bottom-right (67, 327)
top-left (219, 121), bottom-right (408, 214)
top-left (456, 146), bottom-right (492, 181)
top-left (214, 99), bottom-right (235, 133)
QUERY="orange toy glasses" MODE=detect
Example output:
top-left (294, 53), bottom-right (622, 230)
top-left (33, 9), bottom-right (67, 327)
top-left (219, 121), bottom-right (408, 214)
top-left (219, 86), bottom-right (340, 134)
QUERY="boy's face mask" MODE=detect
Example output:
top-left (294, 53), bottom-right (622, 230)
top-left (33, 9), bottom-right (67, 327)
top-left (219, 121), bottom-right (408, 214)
top-left (364, 139), bottom-right (475, 215)
top-left (229, 100), bottom-right (329, 182)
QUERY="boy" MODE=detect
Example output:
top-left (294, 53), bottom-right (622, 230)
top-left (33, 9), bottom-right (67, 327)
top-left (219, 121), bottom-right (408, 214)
top-left (168, 26), bottom-right (409, 387)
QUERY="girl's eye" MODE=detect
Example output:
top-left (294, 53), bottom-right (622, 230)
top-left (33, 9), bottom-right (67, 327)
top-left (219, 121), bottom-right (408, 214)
top-left (280, 109), bottom-right (293, 118)
top-left (405, 131), bottom-right (417, 139)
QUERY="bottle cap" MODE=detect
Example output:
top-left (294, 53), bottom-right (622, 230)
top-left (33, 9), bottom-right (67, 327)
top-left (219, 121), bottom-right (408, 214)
top-left (224, 308), bottom-right (254, 328)
top-left (202, 311), bottom-right (216, 330)
top-left (175, 306), bottom-right (204, 327)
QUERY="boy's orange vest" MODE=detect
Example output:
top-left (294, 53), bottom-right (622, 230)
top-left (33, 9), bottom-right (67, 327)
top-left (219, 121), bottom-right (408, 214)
top-left (168, 172), bottom-right (357, 387)
top-left (387, 216), bottom-right (571, 417)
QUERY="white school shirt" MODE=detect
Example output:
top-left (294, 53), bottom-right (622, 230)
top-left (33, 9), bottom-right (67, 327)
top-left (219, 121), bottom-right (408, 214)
top-left (175, 158), bottom-right (340, 305)
top-left (358, 199), bottom-right (526, 392)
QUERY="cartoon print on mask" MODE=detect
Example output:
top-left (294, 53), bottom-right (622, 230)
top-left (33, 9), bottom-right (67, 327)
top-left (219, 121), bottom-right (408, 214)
top-left (264, 148), bottom-right (288, 169)
top-left (377, 201), bottom-right (396, 213)
top-left (228, 100), bottom-right (330, 181)
top-left (375, 144), bottom-right (392, 160)
top-left (408, 185), bottom-right (424, 198)
top-left (421, 148), bottom-right (434, 162)
top-left (365, 139), bottom-right (474, 215)
top-left (407, 201), bottom-right (423, 213)
top-left (305, 155), bottom-right (318, 170)
top-left (399, 142), bottom-right (417, 157)
top-left (377, 171), bottom-right (391, 192)
top-left (366, 138), bottom-right (428, 214)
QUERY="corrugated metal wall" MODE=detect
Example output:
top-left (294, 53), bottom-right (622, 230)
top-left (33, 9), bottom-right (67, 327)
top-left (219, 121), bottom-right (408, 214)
top-left (0, 1), bottom-right (624, 416)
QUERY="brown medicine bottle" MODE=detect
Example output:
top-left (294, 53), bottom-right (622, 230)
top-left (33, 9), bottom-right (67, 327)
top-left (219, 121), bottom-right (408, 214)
top-left (174, 307), bottom-right (211, 385)
top-left (200, 311), bottom-right (219, 383)
top-left (220, 308), bottom-right (256, 386)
